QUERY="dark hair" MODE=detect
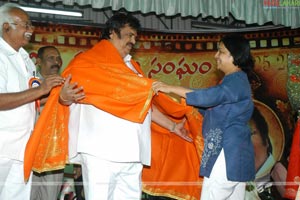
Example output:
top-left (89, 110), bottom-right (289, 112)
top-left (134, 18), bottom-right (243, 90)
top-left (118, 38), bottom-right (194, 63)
top-left (221, 34), bottom-right (254, 73)
top-left (100, 13), bottom-right (141, 40)
top-left (37, 46), bottom-right (58, 59)
top-left (252, 107), bottom-right (273, 154)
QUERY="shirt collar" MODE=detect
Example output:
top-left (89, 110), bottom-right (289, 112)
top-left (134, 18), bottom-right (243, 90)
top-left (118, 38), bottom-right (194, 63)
top-left (123, 54), bottom-right (132, 63)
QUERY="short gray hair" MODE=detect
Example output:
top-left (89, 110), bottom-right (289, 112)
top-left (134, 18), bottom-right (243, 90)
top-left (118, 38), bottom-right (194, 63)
top-left (0, 3), bottom-right (22, 36)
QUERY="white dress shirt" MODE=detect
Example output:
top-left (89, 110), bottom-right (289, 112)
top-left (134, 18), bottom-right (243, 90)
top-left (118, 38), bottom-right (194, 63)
top-left (69, 54), bottom-right (152, 165)
top-left (0, 37), bottom-right (36, 161)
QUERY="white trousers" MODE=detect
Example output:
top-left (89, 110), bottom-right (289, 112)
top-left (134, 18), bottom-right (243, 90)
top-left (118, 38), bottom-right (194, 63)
top-left (30, 170), bottom-right (64, 200)
top-left (80, 153), bottom-right (143, 200)
top-left (0, 158), bottom-right (32, 200)
top-left (200, 149), bottom-right (246, 200)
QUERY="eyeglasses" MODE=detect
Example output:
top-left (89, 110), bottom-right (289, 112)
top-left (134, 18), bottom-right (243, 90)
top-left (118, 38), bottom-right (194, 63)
top-left (10, 21), bottom-right (34, 30)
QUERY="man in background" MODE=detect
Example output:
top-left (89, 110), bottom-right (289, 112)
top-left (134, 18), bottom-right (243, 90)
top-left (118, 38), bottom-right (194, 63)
top-left (0, 3), bottom-right (63, 200)
top-left (30, 46), bottom-right (65, 200)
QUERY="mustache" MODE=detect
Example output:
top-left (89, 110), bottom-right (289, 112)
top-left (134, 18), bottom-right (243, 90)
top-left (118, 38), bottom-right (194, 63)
top-left (51, 64), bottom-right (60, 69)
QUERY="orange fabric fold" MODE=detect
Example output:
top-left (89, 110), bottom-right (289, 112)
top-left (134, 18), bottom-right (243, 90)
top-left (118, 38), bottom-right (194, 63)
top-left (142, 95), bottom-right (204, 200)
top-left (24, 40), bottom-right (154, 180)
top-left (285, 118), bottom-right (300, 199)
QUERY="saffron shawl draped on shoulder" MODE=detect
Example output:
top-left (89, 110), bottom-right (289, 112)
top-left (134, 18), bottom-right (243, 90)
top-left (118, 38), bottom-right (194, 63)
top-left (24, 39), bottom-right (204, 199)
top-left (24, 40), bottom-right (154, 179)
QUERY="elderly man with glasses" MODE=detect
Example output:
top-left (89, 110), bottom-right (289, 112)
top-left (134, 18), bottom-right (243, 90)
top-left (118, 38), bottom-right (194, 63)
top-left (0, 3), bottom-right (64, 200)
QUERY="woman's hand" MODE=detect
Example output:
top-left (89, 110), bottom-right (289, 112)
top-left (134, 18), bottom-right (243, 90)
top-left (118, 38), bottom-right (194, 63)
top-left (152, 81), bottom-right (191, 98)
top-left (152, 81), bottom-right (172, 94)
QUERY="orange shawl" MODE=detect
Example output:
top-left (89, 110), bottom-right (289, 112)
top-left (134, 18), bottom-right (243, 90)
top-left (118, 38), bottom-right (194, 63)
top-left (143, 95), bottom-right (204, 200)
top-left (24, 39), bottom-right (204, 199)
top-left (24, 40), bottom-right (154, 179)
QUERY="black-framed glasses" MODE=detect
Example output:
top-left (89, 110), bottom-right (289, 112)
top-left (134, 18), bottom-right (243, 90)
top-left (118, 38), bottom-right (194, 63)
top-left (10, 21), bottom-right (34, 30)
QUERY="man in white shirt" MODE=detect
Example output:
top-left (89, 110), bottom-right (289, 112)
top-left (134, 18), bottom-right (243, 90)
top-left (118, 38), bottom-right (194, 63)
top-left (0, 4), bottom-right (64, 200)
top-left (59, 13), bottom-right (192, 200)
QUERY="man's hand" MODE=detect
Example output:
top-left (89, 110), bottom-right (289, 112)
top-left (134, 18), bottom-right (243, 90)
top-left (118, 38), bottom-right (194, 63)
top-left (59, 74), bottom-right (85, 105)
top-left (39, 74), bottom-right (64, 95)
top-left (172, 118), bottom-right (193, 142)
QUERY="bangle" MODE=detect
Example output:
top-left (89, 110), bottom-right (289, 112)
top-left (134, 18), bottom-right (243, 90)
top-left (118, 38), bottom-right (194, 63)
top-left (170, 122), bottom-right (176, 133)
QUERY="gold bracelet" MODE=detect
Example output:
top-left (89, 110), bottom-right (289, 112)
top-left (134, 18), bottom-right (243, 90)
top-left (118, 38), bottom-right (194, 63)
top-left (170, 122), bottom-right (176, 133)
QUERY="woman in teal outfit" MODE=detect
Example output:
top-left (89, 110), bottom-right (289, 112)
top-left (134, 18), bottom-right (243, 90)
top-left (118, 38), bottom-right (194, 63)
top-left (152, 34), bottom-right (255, 200)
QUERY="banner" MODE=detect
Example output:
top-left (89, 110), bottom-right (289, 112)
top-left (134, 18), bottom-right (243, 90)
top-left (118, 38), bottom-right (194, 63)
top-left (27, 21), bottom-right (300, 199)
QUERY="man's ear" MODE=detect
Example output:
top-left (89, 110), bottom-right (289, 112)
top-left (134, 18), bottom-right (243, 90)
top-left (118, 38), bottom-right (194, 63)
top-left (3, 23), bottom-right (10, 32)
top-left (36, 57), bottom-right (42, 66)
top-left (109, 29), bottom-right (114, 39)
